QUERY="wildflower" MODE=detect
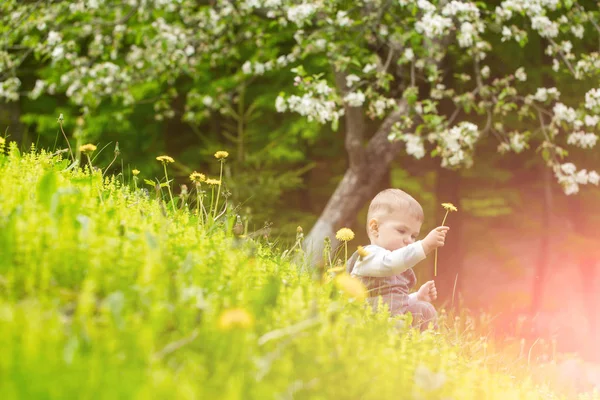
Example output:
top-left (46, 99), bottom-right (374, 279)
top-left (0, 137), bottom-right (5, 147)
top-left (205, 178), bottom-right (221, 185)
top-left (214, 151), bottom-right (229, 159)
top-left (297, 226), bottom-right (303, 233)
top-left (336, 228), bottom-right (355, 242)
top-left (156, 155), bottom-right (175, 164)
top-left (436, 202), bottom-right (458, 277)
top-left (441, 202), bottom-right (458, 212)
top-left (335, 274), bottom-right (367, 301)
top-left (79, 144), bottom-right (97, 154)
top-left (217, 308), bottom-right (253, 330)
top-left (357, 246), bottom-right (369, 258)
top-left (190, 172), bottom-right (206, 183)
top-left (132, 169), bottom-right (140, 176)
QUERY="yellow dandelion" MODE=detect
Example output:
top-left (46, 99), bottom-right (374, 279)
top-left (441, 202), bottom-right (458, 212)
top-left (336, 228), bottom-right (355, 242)
top-left (357, 245), bottom-right (369, 258)
top-left (335, 274), bottom-right (367, 301)
top-left (190, 172), bottom-right (206, 183)
top-left (217, 308), bottom-right (253, 330)
top-left (205, 178), bottom-right (221, 185)
top-left (214, 150), bottom-right (229, 159)
top-left (0, 137), bottom-right (5, 146)
top-left (132, 169), bottom-right (140, 176)
top-left (79, 144), bottom-right (97, 154)
top-left (156, 155), bottom-right (175, 164)
top-left (436, 202), bottom-right (459, 277)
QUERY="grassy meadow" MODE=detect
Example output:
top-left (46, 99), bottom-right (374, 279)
top-left (0, 139), bottom-right (598, 399)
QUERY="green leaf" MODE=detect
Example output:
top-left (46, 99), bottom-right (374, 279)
top-left (37, 170), bottom-right (58, 210)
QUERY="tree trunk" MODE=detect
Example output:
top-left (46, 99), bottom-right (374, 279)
top-left (530, 165), bottom-right (553, 316)
top-left (434, 166), bottom-right (463, 307)
top-left (304, 103), bottom-right (408, 263)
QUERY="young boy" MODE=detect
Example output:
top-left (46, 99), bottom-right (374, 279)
top-left (346, 188), bottom-right (449, 330)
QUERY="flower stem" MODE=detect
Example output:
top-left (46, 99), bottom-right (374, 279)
top-left (59, 121), bottom-right (75, 163)
top-left (434, 210), bottom-right (450, 277)
top-left (344, 242), bottom-right (348, 267)
top-left (213, 160), bottom-right (224, 219)
top-left (163, 163), bottom-right (176, 213)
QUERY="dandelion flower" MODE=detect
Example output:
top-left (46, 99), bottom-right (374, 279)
top-left (79, 144), bottom-right (97, 154)
top-left (132, 169), bottom-right (140, 176)
top-left (190, 172), bottom-right (206, 183)
top-left (336, 228), bottom-right (355, 242)
top-left (441, 202), bottom-right (458, 212)
top-left (357, 245), bottom-right (369, 258)
top-left (214, 150), bottom-right (229, 159)
top-left (206, 178), bottom-right (221, 185)
top-left (217, 308), bottom-right (253, 330)
top-left (0, 137), bottom-right (5, 146)
top-left (156, 155), bottom-right (175, 164)
top-left (335, 274), bottom-right (367, 301)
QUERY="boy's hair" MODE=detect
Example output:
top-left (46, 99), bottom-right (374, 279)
top-left (366, 189), bottom-right (424, 227)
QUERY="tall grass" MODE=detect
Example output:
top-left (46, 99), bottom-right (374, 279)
top-left (0, 141), bottom-right (596, 399)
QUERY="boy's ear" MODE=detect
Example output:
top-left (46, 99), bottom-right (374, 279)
top-left (368, 218), bottom-right (379, 237)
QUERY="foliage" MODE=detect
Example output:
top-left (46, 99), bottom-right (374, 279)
top-left (1, 143), bottom-right (596, 399)
top-left (2, 0), bottom-right (600, 199)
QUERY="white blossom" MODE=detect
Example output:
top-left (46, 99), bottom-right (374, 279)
top-left (242, 61), bottom-right (252, 75)
top-left (458, 22), bottom-right (476, 47)
top-left (363, 63), bottom-right (377, 74)
top-left (531, 15), bottom-right (558, 38)
top-left (552, 103), bottom-right (577, 124)
top-left (336, 11), bottom-right (352, 27)
top-left (584, 115), bottom-right (599, 127)
top-left (345, 74), bottom-right (360, 88)
top-left (509, 132), bottom-right (527, 153)
top-left (515, 67), bottom-right (527, 81)
top-left (404, 48), bottom-right (415, 61)
top-left (415, 13), bottom-right (453, 38)
top-left (416, 0), bottom-right (436, 13)
top-left (480, 65), bottom-right (490, 79)
top-left (275, 95), bottom-right (287, 112)
top-left (286, 3), bottom-right (317, 27)
top-left (532, 87), bottom-right (560, 102)
top-left (344, 91), bottom-right (366, 107)
top-left (585, 88), bottom-right (600, 110)
top-left (0, 77), bottom-right (21, 102)
top-left (402, 134), bottom-right (426, 159)
top-left (571, 25), bottom-right (584, 39)
top-left (567, 132), bottom-right (598, 149)
top-left (286, 93), bottom-right (340, 123)
top-left (47, 30), bottom-right (62, 46)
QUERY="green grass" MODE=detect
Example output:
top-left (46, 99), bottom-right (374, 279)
top-left (0, 141), bottom-right (597, 399)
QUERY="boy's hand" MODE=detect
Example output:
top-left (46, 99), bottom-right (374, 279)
top-left (417, 280), bottom-right (438, 302)
top-left (421, 226), bottom-right (449, 255)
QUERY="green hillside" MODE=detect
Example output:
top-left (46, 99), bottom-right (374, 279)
top-left (0, 141), bottom-right (593, 399)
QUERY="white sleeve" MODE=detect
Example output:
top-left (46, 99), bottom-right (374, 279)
top-left (351, 241), bottom-right (426, 277)
top-left (408, 292), bottom-right (418, 304)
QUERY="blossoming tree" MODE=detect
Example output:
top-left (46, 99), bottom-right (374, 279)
top-left (1, 0), bottom-right (599, 259)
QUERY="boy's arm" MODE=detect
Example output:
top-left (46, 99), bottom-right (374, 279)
top-left (351, 242), bottom-right (426, 277)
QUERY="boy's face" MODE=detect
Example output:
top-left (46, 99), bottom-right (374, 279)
top-left (368, 207), bottom-right (422, 251)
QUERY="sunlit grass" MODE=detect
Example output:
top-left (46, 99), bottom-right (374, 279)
top-left (0, 141), bottom-right (597, 399)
